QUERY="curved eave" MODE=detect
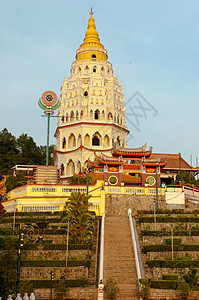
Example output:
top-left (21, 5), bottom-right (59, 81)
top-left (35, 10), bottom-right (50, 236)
top-left (54, 122), bottom-right (129, 137)
top-left (99, 159), bottom-right (122, 166)
top-left (55, 145), bottom-right (114, 155)
top-left (143, 162), bottom-right (167, 168)
top-left (113, 149), bottom-right (152, 158)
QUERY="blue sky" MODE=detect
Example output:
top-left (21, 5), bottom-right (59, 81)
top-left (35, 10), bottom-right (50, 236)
top-left (0, 0), bottom-right (199, 165)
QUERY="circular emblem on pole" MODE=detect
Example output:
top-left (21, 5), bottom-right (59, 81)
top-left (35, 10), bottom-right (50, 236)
top-left (41, 90), bottom-right (57, 106)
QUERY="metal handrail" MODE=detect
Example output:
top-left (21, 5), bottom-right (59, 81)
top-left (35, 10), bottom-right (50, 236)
top-left (99, 212), bottom-right (105, 283)
top-left (128, 209), bottom-right (141, 284)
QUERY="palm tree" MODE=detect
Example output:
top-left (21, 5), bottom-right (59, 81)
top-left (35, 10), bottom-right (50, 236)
top-left (62, 192), bottom-right (94, 244)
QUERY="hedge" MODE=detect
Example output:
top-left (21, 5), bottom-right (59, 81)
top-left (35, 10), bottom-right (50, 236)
top-left (143, 244), bottom-right (199, 252)
top-left (164, 238), bottom-right (182, 245)
top-left (139, 216), bottom-right (199, 223)
top-left (29, 278), bottom-right (88, 288)
top-left (137, 209), bottom-right (199, 215)
top-left (21, 259), bottom-right (91, 268)
top-left (0, 218), bottom-right (62, 224)
top-left (0, 211), bottom-right (60, 217)
top-left (0, 242), bottom-right (92, 251)
top-left (150, 280), bottom-right (179, 290)
top-left (162, 274), bottom-right (178, 280)
top-left (147, 259), bottom-right (199, 268)
top-left (141, 230), bottom-right (199, 237)
top-left (25, 243), bottom-right (91, 250)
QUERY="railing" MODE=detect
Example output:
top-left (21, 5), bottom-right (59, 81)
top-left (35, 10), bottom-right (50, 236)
top-left (132, 217), bottom-right (145, 278)
top-left (99, 212), bottom-right (105, 284)
top-left (128, 209), bottom-right (141, 284)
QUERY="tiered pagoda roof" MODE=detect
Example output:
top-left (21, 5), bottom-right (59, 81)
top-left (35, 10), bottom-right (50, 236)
top-left (112, 143), bottom-right (152, 158)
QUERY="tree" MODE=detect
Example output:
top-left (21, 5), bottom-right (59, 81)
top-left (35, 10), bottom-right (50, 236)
top-left (0, 128), bottom-right (55, 173)
top-left (0, 239), bottom-right (18, 297)
top-left (17, 134), bottom-right (43, 165)
top-left (5, 173), bottom-right (27, 193)
top-left (62, 192), bottom-right (94, 244)
top-left (0, 128), bottom-right (19, 173)
top-left (183, 268), bottom-right (198, 289)
top-left (67, 174), bottom-right (94, 185)
top-left (172, 171), bottom-right (198, 187)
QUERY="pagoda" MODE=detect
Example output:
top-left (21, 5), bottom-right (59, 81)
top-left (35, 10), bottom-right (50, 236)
top-left (54, 9), bottom-right (129, 177)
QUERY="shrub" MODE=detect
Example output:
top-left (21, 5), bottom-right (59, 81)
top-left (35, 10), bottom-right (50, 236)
top-left (104, 278), bottom-right (120, 300)
top-left (164, 238), bottom-right (182, 245)
top-left (29, 278), bottom-right (88, 288)
top-left (177, 282), bottom-right (190, 300)
top-left (137, 278), bottom-right (151, 300)
top-left (162, 274), bottom-right (178, 281)
top-left (151, 280), bottom-right (179, 290)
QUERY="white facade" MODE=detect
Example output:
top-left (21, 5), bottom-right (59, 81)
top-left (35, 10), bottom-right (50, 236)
top-left (54, 10), bottom-right (129, 176)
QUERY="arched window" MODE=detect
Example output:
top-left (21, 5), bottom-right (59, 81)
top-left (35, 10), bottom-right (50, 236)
top-left (67, 160), bottom-right (75, 175)
top-left (76, 111), bottom-right (79, 120)
top-left (78, 135), bottom-right (82, 146)
top-left (68, 134), bottom-right (76, 148)
top-left (92, 54), bottom-right (96, 58)
top-left (90, 109), bottom-right (93, 119)
top-left (60, 163), bottom-right (64, 176)
top-left (102, 110), bottom-right (105, 120)
top-left (94, 109), bottom-right (100, 120)
top-left (62, 138), bottom-right (66, 149)
top-left (61, 116), bottom-right (64, 123)
top-left (92, 132), bottom-right (101, 146)
top-left (108, 112), bottom-right (113, 120)
top-left (117, 136), bottom-right (120, 146)
top-left (85, 134), bottom-right (90, 146)
top-left (66, 113), bottom-right (68, 122)
top-left (117, 115), bottom-right (120, 123)
top-left (80, 110), bottom-right (83, 119)
top-left (93, 66), bottom-right (97, 72)
top-left (70, 111), bottom-right (74, 121)
top-left (104, 135), bottom-right (110, 147)
top-left (77, 161), bottom-right (81, 173)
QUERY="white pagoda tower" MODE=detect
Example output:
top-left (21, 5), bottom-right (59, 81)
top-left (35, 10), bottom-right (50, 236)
top-left (54, 8), bottom-right (129, 177)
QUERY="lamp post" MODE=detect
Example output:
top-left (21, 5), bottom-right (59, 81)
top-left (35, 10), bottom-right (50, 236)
top-left (66, 220), bottom-right (70, 268)
top-left (171, 224), bottom-right (174, 260)
top-left (13, 199), bottom-right (17, 234)
top-left (38, 91), bottom-right (60, 166)
top-left (155, 163), bottom-right (159, 210)
top-left (17, 224), bottom-right (45, 287)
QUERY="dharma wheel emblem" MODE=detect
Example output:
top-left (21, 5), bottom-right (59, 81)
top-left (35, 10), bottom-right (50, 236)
top-left (38, 90), bottom-right (60, 113)
top-left (38, 90), bottom-right (60, 166)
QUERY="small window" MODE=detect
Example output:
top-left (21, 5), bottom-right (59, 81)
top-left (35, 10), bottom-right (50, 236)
top-left (93, 66), bottom-right (97, 72)
top-left (92, 54), bottom-right (96, 58)
top-left (84, 91), bottom-right (88, 97)
top-left (92, 135), bottom-right (100, 146)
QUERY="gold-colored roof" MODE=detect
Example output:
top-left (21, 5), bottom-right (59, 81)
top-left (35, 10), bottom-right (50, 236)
top-left (84, 8), bottom-right (100, 43)
top-left (75, 8), bottom-right (108, 62)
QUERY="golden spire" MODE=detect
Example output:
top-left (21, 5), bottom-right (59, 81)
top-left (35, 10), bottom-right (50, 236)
top-left (84, 7), bottom-right (100, 43)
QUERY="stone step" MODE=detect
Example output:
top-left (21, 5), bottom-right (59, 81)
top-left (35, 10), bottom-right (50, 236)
top-left (103, 215), bottom-right (138, 294)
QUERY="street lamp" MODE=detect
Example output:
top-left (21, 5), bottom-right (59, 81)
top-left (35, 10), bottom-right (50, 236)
top-left (171, 224), bottom-right (174, 260)
top-left (17, 224), bottom-right (45, 287)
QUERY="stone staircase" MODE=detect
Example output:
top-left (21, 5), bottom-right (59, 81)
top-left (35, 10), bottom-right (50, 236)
top-left (103, 216), bottom-right (138, 296)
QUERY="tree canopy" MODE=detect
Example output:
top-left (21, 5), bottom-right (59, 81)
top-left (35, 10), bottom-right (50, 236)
top-left (62, 192), bottom-right (94, 244)
top-left (0, 128), bottom-right (54, 174)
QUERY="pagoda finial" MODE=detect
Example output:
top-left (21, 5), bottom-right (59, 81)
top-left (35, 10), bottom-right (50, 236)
top-left (84, 8), bottom-right (100, 43)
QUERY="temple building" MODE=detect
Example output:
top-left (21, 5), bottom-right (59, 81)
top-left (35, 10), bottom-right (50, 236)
top-left (2, 9), bottom-right (199, 214)
top-left (54, 8), bottom-right (129, 178)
